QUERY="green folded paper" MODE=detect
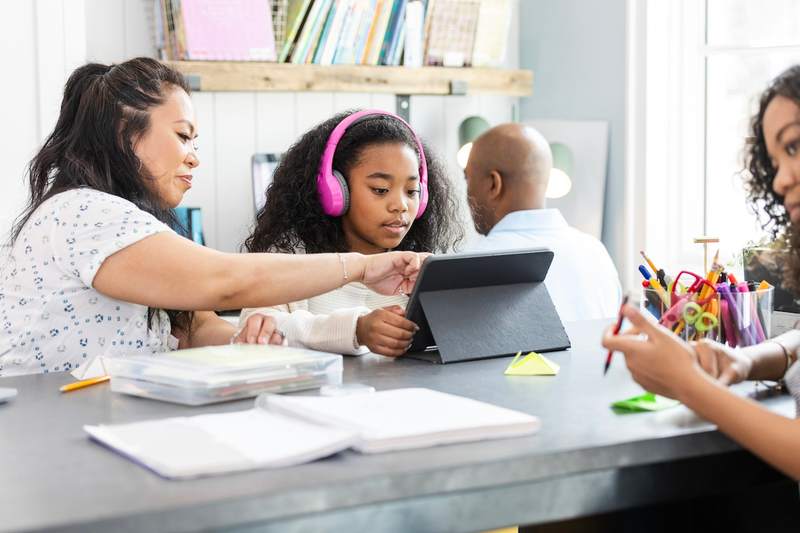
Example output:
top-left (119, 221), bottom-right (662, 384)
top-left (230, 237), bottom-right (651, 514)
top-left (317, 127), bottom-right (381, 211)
top-left (611, 392), bottom-right (680, 413)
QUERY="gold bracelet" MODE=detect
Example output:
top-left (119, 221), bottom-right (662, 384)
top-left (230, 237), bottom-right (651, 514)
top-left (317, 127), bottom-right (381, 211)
top-left (337, 253), bottom-right (349, 283)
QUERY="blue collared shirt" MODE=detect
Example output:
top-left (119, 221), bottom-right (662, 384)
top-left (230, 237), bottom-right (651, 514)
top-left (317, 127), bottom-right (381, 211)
top-left (468, 209), bottom-right (622, 322)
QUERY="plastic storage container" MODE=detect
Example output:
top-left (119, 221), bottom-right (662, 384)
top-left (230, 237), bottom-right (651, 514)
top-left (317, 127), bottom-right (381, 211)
top-left (106, 344), bottom-right (343, 405)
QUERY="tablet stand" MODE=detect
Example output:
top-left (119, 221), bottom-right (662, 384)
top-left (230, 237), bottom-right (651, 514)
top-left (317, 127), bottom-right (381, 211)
top-left (406, 282), bottom-right (571, 364)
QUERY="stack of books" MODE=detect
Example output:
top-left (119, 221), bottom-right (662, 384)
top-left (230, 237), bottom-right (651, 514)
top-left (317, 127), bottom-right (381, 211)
top-left (154, 0), bottom-right (512, 68)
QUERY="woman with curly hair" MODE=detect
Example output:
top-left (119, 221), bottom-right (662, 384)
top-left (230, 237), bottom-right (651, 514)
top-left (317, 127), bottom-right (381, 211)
top-left (238, 109), bottom-right (463, 357)
top-left (602, 65), bottom-right (800, 480)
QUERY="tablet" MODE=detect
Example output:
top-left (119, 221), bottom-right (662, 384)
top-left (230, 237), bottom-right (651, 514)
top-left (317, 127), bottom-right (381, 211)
top-left (405, 248), bottom-right (555, 354)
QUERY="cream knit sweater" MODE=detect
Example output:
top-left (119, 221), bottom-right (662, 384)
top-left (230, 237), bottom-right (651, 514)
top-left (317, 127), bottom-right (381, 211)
top-left (239, 282), bottom-right (408, 355)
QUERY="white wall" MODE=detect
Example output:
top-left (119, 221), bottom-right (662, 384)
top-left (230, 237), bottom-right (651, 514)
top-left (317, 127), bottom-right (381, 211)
top-left (0, 0), bottom-right (87, 243)
top-left (518, 0), bottom-right (627, 272)
top-left (0, 0), bottom-right (520, 252)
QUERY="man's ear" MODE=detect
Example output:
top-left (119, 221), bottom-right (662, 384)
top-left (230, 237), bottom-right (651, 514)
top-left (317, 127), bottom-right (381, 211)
top-left (488, 170), bottom-right (503, 200)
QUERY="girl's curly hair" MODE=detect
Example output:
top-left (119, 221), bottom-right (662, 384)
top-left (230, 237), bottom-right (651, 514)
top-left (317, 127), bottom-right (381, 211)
top-left (245, 110), bottom-right (464, 254)
top-left (743, 65), bottom-right (800, 293)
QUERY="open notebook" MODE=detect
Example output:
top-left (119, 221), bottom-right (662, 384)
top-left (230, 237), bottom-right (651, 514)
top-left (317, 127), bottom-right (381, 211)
top-left (85, 388), bottom-right (540, 479)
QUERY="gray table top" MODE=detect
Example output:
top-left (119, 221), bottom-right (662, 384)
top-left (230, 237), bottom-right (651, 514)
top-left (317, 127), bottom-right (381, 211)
top-left (0, 319), bottom-right (793, 533)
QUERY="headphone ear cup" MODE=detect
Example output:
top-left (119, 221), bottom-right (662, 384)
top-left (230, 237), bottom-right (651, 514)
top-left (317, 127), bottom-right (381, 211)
top-left (333, 170), bottom-right (350, 215)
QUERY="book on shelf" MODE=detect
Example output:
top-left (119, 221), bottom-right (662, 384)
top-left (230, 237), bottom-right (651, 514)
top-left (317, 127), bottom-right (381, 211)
top-left (423, 0), bottom-right (481, 67)
top-left (157, 0), bottom-right (276, 61)
top-left (379, 0), bottom-right (407, 65)
top-left (272, 0), bottom-right (290, 53)
top-left (290, 0), bottom-right (332, 63)
top-left (472, 0), bottom-right (512, 67)
top-left (154, 0), bottom-right (512, 69)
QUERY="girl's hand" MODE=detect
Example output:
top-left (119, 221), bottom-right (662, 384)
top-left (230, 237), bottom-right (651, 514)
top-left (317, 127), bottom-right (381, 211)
top-left (601, 304), bottom-right (705, 400)
top-left (356, 305), bottom-right (419, 357)
top-left (691, 339), bottom-right (753, 386)
top-left (360, 252), bottom-right (430, 296)
top-left (232, 313), bottom-right (286, 345)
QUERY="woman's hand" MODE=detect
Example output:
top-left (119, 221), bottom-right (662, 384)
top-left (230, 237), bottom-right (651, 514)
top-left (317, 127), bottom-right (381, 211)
top-left (601, 304), bottom-right (706, 400)
top-left (691, 339), bottom-right (753, 386)
top-left (356, 305), bottom-right (419, 357)
top-left (360, 252), bottom-right (430, 296)
top-left (232, 313), bottom-right (286, 345)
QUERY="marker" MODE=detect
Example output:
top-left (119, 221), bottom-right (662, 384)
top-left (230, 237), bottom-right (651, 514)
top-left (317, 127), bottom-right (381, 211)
top-left (640, 251), bottom-right (667, 288)
top-left (638, 264), bottom-right (652, 280)
top-left (604, 294), bottom-right (630, 375)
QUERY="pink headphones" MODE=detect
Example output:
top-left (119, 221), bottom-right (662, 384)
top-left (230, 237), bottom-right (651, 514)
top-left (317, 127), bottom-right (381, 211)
top-left (316, 109), bottom-right (429, 218)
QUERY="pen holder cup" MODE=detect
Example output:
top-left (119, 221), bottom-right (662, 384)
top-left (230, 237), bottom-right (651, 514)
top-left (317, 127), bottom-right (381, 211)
top-left (641, 286), bottom-right (773, 347)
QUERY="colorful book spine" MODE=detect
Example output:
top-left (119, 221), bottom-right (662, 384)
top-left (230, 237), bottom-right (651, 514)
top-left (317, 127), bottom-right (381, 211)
top-left (365, 0), bottom-right (395, 65)
top-left (318, 0), bottom-right (352, 65)
top-left (290, 0), bottom-right (326, 63)
top-left (353, 0), bottom-right (378, 64)
top-left (312, 1), bottom-right (337, 64)
top-left (302, 0), bottom-right (334, 64)
top-left (279, 0), bottom-right (313, 63)
top-left (333, 0), bottom-right (368, 64)
top-left (380, 0), bottom-right (406, 65)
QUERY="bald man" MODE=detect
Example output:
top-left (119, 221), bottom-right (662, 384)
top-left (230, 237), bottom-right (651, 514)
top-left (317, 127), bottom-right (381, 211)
top-left (464, 123), bottom-right (621, 321)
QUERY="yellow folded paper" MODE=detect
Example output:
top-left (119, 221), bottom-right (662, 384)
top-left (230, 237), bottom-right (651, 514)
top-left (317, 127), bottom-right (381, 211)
top-left (504, 351), bottom-right (559, 376)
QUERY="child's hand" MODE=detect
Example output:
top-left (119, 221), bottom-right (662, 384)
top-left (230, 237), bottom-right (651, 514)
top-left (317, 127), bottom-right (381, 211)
top-left (356, 305), bottom-right (418, 357)
top-left (232, 313), bottom-right (286, 345)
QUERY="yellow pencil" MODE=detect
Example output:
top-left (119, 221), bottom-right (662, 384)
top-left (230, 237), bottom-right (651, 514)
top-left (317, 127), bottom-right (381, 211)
top-left (59, 375), bottom-right (110, 393)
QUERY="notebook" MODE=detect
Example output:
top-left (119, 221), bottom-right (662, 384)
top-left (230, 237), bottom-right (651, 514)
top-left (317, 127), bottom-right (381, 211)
top-left (423, 0), bottom-right (481, 67)
top-left (85, 388), bottom-right (540, 478)
top-left (180, 0), bottom-right (277, 60)
top-left (264, 387), bottom-right (540, 453)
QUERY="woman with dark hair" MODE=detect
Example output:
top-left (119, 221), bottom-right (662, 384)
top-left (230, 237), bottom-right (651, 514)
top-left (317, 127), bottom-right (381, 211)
top-left (602, 65), bottom-right (800, 479)
top-left (238, 110), bottom-right (463, 357)
top-left (0, 58), bottom-right (426, 378)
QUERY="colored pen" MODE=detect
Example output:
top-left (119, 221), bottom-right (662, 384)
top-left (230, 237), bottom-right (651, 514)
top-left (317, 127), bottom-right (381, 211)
top-left (638, 264), bottom-right (652, 280)
top-left (649, 277), bottom-right (671, 307)
top-left (59, 375), bottom-right (110, 393)
top-left (604, 294), bottom-right (630, 375)
top-left (640, 251), bottom-right (667, 287)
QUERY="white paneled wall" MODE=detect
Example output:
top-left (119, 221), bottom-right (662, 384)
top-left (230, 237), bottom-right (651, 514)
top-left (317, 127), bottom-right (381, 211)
top-left (3, 0), bottom-right (519, 252)
top-left (0, 0), bottom-right (87, 244)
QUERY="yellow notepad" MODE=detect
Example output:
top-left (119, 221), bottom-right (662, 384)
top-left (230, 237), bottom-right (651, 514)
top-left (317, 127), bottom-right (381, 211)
top-left (504, 351), bottom-right (559, 376)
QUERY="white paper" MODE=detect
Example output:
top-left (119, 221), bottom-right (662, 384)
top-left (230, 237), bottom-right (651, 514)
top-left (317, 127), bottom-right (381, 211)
top-left (265, 388), bottom-right (540, 453)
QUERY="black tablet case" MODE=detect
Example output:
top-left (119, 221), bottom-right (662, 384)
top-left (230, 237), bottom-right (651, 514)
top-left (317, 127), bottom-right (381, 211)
top-left (405, 250), bottom-right (571, 364)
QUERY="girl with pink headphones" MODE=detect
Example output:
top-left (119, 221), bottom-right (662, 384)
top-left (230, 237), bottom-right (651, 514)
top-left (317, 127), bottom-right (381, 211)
top-left (238, 109), bottom-right (463, 357)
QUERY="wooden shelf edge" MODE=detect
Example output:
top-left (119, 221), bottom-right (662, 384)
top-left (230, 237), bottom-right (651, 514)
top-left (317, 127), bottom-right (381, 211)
top-left (166, 61), bottom-right (533, 96)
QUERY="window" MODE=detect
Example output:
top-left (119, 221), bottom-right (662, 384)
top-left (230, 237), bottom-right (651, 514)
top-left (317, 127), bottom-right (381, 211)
top-left (640, 0), bottom-right (800, 277)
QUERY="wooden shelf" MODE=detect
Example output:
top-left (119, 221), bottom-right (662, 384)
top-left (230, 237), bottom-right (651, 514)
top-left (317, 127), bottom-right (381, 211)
top-left (166, 61), bottom-right (533, 96)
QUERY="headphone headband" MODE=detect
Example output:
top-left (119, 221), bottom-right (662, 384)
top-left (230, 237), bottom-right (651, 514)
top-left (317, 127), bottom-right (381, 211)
top-left (316, 109), bottom-right (429, 218)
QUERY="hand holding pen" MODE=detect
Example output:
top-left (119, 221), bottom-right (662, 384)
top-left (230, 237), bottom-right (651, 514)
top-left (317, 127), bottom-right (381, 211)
top-left (603, 294), bottom-right (630, 375)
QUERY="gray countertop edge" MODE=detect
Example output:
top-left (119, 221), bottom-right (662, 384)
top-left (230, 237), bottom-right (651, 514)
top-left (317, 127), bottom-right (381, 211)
top-left (21, 430), bottom-right (742, 533)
